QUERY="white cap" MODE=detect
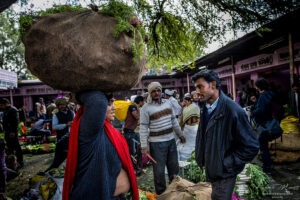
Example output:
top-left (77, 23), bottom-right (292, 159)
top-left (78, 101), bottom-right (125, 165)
top-left (165, 89), bottom-right (174, 96)
top-left (184, 93), bottom-right (191, 99)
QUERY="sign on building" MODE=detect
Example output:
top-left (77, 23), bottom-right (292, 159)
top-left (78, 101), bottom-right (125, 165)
top-left (0, 69), bottom-right (18, 90)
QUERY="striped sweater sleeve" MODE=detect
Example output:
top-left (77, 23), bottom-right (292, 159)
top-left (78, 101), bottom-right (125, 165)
top-left (167, 100), bottom-right (183, 138)
top-left (139, 104), bottom-right (150, 148)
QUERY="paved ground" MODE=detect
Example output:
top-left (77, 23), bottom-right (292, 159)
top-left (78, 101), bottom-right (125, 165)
top-left (267, 162), bottom-right (300, 200)
top-left (250, 156), bottom-right (300, 200)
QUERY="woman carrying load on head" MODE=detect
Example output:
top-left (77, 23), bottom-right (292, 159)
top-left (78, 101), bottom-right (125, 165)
top-left (62, 91), bottom-right (139, 200)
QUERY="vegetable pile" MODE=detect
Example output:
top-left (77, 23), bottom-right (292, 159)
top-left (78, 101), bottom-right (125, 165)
top-left (183, 152), bottom-right (270, 199)
top-left (21, 143), bottom-right (56, 154)
top-left (138, 189), bottom-right (157, 200)
top-left (244, 164), bottom-right (270, 199)
top-left (183, 151), bottom-right (206, 183)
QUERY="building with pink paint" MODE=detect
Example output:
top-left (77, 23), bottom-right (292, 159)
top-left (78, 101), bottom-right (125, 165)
top-left (189, 8), bottom-right (300, 102)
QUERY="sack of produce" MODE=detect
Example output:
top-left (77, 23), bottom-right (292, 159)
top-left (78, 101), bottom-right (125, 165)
top-left (22, 4), bottom-right (146, 93)
top-left (156, 176), bottom-right (211, 200)
top-left (269, 133), bottom-right (300, 151)
top-left (270, 149), bottom-right (300, 163)
top-left (280, 115), bottom-right (300, 134)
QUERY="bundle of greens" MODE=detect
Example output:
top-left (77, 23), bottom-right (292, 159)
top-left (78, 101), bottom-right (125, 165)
top-left (244, 164), bottom-right (270, 199)
top-left (184, 151), bottom-right (206, 183)
top-left (184, 152), bottom-right (269, 200)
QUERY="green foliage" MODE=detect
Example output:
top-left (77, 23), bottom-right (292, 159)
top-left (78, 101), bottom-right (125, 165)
top-left (37, 4), bottom-right (84, 15)
top-left (19, 5), bottom-right (85, 38)
top-left (138, 191), bottom-right (148, 200)
top-left (0, 9), bottom-right (27, 76)
top-left (137, 168), bottom-right (155, 192)
top-left (145, 9), bottom-right (206, 71)
top-left (133, 0), bottom-right (300, 71)
top-left (99, 0), bottom-right (146, 63)
top-left (19, 14), bottom-right (33, 38)
top-left (245, 164), bottom-right (270, 199)
top-left (138, 182), bottom-right (155, 193)
top-left (112, 19), bottom-right (133, 38)
top-left (183, 154), bottom-right (270, 200)
top-left (135, 1), bottom-right (207, 71)
top-left (184, 151), bottom-right (206, 183)
top-left (99, 0), bottom-right (134, 37)
top-left (4, 0), bottom-right (300, 76)
top-left (132, 29), bottom-right (145, 64)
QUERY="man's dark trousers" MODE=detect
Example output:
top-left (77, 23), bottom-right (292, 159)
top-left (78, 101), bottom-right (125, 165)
top-left (150, 139), bottom-right (179, 195)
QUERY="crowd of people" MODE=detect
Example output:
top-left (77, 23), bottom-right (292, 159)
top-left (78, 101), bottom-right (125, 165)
top-left (0, 95), bottom-right (77, 200)
top-left (0, 69), bottom-right (299, 199)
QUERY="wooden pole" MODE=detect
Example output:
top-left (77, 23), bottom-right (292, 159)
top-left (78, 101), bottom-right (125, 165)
top-left (289, 32), bottom-right (294, 87)
top-left (9, 88), bottom-right (13, 105)
top-left (186, 73), bottom-right (190, 93)
top-left (231, 56), bottom-right (236, 101)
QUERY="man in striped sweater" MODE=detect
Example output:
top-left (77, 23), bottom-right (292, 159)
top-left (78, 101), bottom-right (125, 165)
top-left (140, 82), bottom-right (186, 195)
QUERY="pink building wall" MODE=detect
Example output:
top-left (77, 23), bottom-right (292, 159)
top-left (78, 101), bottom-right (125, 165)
top-left (214, 42), bottom-right (300, 99)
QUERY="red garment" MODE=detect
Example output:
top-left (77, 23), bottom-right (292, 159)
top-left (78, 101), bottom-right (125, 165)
top-left (21, 125), bottom-right (27, 135)
top-left (62, 107), bottom-right (139, 200)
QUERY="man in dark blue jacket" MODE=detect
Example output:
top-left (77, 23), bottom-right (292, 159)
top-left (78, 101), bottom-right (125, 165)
top-left (192, 70), bottom-right (259, 200)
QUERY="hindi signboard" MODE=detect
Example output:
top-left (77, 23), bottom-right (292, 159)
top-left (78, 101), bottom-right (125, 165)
top-left (0, 69), bottom-right (17, 90)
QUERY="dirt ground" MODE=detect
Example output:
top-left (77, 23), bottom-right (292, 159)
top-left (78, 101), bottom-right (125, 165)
top-left (8, 153), bottom-right (300, 200)
top-left (6, 153), bottom-right (156, 200)
top-left (6, 153), bottom-right (54, 200)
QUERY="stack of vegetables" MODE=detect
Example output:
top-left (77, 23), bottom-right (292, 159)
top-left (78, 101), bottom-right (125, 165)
top-left (138, 189), bottom-right (157, 200)
top-left (183, 152), bottom-right (270, 199)
top-left (236, 164), bottom-right (270, 199)
top-left (21, 143), bottom-right (56, 154)
top-left (18, 125), bottom-right (57, 154)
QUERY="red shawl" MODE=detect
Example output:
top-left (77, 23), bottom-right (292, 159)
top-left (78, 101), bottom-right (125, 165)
top-left (62, 107), bottom-right (139, 200)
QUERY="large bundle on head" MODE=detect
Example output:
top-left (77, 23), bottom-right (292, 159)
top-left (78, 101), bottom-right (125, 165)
top-left (22, 7), bottom-right (146, 93)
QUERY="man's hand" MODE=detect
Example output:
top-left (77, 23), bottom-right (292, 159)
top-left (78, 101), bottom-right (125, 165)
top-left (141, 147), bottom-right (149, 155)
top-left (179, 136), bottom-right (186, 143)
